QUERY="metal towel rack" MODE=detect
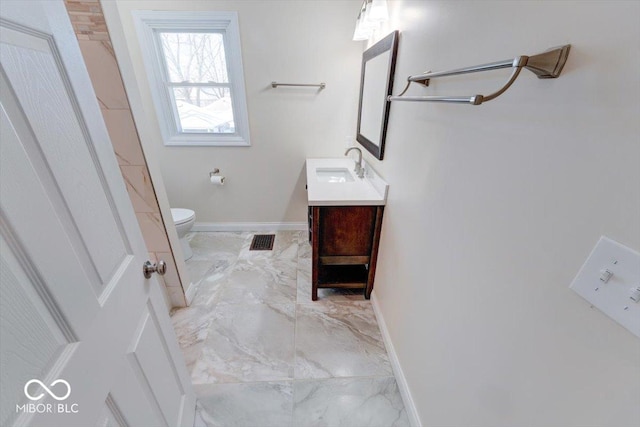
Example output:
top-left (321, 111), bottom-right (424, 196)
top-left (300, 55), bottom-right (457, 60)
top-left (271, 81), bottom-right (326, 89)
top-left (388, 44), bottom-right (571, 105)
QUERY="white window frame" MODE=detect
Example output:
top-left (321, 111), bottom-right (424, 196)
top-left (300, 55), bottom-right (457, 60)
top-left (133, 11), bottom-right (251, 146)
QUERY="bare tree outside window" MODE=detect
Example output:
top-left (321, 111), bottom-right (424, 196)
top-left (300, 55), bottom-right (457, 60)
top-left (159, 32), bottom-right (235, 133)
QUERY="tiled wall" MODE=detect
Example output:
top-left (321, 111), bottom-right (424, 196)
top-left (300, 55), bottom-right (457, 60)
top-left (64, 0), bottom-right (187, 307)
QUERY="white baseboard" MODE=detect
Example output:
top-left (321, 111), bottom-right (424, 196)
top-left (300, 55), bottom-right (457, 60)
top-left (371, 291), bottom-right (422, 427)
top-left (192, 222), bottom-right (307, 232)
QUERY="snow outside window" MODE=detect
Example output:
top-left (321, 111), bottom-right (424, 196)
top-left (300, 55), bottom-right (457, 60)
top-left (134, 11), bottom-right (250, 146)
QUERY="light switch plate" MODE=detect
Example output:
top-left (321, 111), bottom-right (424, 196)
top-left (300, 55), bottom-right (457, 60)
top-left (570, 236), bottom-right (640, 338)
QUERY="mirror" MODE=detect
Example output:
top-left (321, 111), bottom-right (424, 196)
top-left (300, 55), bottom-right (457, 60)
top-left (356, 30), bottom-right (398, 160)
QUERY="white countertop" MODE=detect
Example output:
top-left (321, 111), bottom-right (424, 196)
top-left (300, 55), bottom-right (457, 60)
top-left (306, 158), bottom-right (389, 206)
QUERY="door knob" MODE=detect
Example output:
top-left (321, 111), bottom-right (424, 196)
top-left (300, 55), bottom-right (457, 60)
top-left (143, 260), bottom-right (167, 279)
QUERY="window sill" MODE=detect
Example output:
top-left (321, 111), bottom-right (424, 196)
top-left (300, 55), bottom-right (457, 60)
top-left (164, 135), bottom-right (250, 147)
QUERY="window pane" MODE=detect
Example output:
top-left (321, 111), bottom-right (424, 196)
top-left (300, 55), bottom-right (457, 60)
top-left (159, 32), bottom-right (229, 83)
top-left (173, 87), bottom-right (235, 133)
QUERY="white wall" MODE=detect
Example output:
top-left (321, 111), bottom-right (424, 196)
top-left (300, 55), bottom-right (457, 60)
top-left (367, 1), bottom-right (640, 426)
top-left (109, 0), bottom-right (363, 224)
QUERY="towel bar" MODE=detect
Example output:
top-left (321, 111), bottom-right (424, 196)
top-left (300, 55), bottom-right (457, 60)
top-left (271, 81), bottom-right (326, 89)
top-left (389, 44), bottom-right (570, 105)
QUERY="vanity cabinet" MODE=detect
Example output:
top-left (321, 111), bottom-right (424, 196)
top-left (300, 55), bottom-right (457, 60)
top-left (305, 158), bottom-right (388, 301)
top-left (309, 205), bottom-right (384, 300)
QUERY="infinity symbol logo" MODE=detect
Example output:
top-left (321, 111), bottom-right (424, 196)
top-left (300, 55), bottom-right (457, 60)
top-left (24, 379), bottom-right (71, 401)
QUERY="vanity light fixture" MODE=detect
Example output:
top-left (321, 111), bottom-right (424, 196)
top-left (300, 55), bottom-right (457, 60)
top-left (369, 0), bottom-right (389, 22)
top-left (352, 0), bottom-right (389, 41)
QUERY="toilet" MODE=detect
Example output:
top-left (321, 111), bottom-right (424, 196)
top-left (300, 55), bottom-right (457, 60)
top-left (171, 208), bottom-right (196, 261)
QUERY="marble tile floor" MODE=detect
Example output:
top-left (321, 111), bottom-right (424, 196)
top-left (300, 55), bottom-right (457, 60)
top-left (172, 231), bottom-right (409, 427)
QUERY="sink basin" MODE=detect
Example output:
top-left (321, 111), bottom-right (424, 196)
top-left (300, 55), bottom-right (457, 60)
top-left (316, 167), bottom-right (354, 183)
top-left (306, 158), bottom-right (388, 205)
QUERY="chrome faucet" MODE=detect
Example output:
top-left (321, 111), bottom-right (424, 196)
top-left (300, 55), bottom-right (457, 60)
top-left (345, 146), bottom-right (364, 178)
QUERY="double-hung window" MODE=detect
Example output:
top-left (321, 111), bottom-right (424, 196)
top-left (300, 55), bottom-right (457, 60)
top-left (134, 11), bottom-right (250, 146)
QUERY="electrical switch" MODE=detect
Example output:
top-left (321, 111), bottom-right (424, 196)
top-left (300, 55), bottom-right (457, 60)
top-left (569, 236), bottom-right (640, 338)
top-left (599, 269), bottom-right (613, 283)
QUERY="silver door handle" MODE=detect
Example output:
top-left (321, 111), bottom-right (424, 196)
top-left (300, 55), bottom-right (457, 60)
top-left (143, 260), bottom-right (167, 279)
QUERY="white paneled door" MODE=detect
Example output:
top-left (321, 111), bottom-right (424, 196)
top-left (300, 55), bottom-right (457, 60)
top-left (0, 1), bottom-right (195, 426)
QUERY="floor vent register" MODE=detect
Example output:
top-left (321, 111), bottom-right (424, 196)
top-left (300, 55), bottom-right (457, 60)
top-left (249, 234), bottom-right (275, 251)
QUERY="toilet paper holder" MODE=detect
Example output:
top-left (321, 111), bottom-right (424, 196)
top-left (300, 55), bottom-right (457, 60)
top-left (209, 168), bottom-right (225, 185)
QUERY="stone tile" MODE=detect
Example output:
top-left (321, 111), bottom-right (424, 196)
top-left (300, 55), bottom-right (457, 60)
top-left (189, 271), bottom-right (231, 308)
top-left (199, 252), bottom-right (237, 283)
top-left (294, 230), bottom-right (306, 243)
top-left (185, 260), bottom-right (215, 287)
top-left (293, 377), bottom-right (409, 427)
top-left (135, 212), bottom-right (171, 253)
top-left (206, 259), bottom-right (297, 306)
top-left (187, 231), bottom-right (248, 262)
top-left (296, 258), bottom-right (313, 303)
top-left (166, 285), bottom-right (187, 308)
top-left (295, 301), bottom-right (391, 379)
top-left (69, 13), bottom-right (91, 23)
top-left (78, 40), bottom-right (129, 109)
top-left (65, 1), bottom-right (100, 15)
top-left (297, 235), bottom-right (312, 259)
top-left (88, 33), bottom-right (109, 41)
top-left (171, 306), bottom-right (212, 374)
top-left (101, 109), bottom-right (145, 166)
top-left (120, 165), bottom-right (157, 213)
top-left (192, 303), bottom-right (295, 384)
top-left (189, 232), bottom-right (299, 306)
top-left (195, 382), bottom-right (293, 427)
top-left (166, 231), bottom-right (404, 427)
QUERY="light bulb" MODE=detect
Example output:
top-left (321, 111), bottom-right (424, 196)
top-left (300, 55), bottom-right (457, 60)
top-left (352, 7), bottom-right (372, 41)
top-left (353, 23), bottom-right (372, 40)
top-left (369, 0), bottom-right (389, 22)
top-left (361, 0), bottom-right (377, 29)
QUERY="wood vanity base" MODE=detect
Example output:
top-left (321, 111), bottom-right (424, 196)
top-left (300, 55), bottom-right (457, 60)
top-left (310, 205), bottom-right (384, 300)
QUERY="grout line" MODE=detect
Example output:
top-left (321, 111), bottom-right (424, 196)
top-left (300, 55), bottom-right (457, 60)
top-left (192, 373), bottom-right (400, 387)
top-left (291, 233), bottom-right (299, 423)
top-left (293, 235), bottom-right (300, 366)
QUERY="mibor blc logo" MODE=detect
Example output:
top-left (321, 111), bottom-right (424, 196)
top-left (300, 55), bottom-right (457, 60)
top-left (24, 379), bottom-right (71, 401)
top-left (16, 379), bottom-right (79, 415)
